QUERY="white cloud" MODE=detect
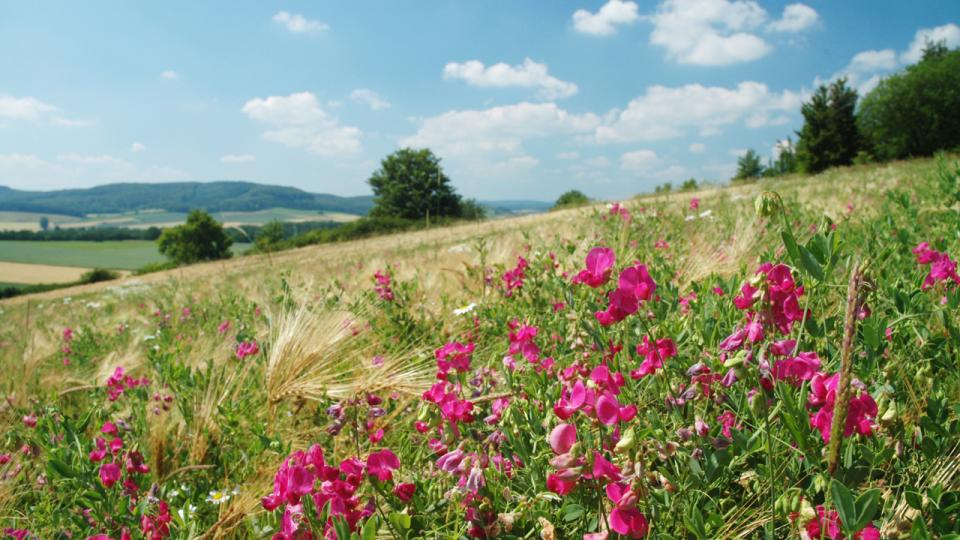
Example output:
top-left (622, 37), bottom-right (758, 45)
top-left (689, 142), bottom-right (706, 154)
top-left (0, 152), bottom-right (191, 190)
top-left (242, 92), bottom-right (361, 156)
top-left (824, 24), bottom-right (960, 95)
top-left (728, 148), bottom-right (747, 157)
top-left (161, 70), bottom-right (178, 80)
top-left (556, 151), bottom-right (580, 160)
top-left (572, 0), bottom-right (640, 36)
top-left (443, 58), bottom-right (578, 100)
top-left (349, 89), bottom-right (391, 111)
top-left (0, 95), bottom-right (57, 120)
top-left (221, 154), bottom-right (256, 164)
top-left (650, 0), bottom-right (772, 66)
top-left (901, 23), bottom-right (960, 64)
top-left (767, 3), bottom-right (819, 33)
top-left (401, 101), bottom-right (599, 159)
top-left (595, 81), bottom-right (801, 143)
top-left (620, 149), bottom-right (660, 171)
top-left (587, 156), bottom-right (613, 168)
top-left (272, 11), bottom-right (328, 34)
top-left (131, 142), bottom-right (145, 153)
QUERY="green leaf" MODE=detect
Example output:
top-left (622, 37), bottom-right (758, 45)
top-left (905, 491), bottom-right (924, 510)
top-left (830, 479), bottom-right (856, 534)
top-left (799, 245), bottom-right (825, 281)
top-left (563, 504), bottom-right (585, 522)
top-left (854, 488), bottom-right (881, 531)
top-left (361, 517), bottom-right (378, 540)
top-left (388, 512), bottom-right (411, 532)
top-left (782, 230), bottom-right (801, 265)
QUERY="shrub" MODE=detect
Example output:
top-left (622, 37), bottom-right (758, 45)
top-left (552, 190), bottom-right (590, 209)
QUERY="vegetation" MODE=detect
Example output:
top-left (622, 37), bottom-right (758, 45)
top-left (157, 210), bottom-right (233, 265)
top-left (368, 148), bottom-right (464, 220)
top-left (0, 227), bottom-right (163, 242)
top-left (734, 149), bottom-right (765, 181)
top-left (253, 220), bottom-right (285, 253)
top-left (858, 43), bottom-right (960, 161)
top-left (1, 156), bottom-right (959, 538)
top-left (553, 189), bottom-right (590, 209)
top-left (680, 178), bottom-right (698, 191)
top-left (0, 181), bottom-right (375, 217)
top-left (795, 78), bottom-right (861, 174)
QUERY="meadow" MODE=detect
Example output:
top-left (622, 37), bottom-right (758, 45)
top-left (0, 156), bottom-right (958, 539)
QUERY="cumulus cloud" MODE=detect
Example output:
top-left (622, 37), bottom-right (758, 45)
top-left (825, 23), bottom-right (960, 95)
top-left (689, 143), bottom-right (706, 154)
top-left (401, 101), bottom-right (599, 159)
top-left (650, 0), bottom-right (773, 66)
top-left (221, 154), bottom-right (256, 163)
top-left (161, 70), bottom-right (178, 80)
top-left (901, 23), bottom-right (960, 64)
top-left (272, 11), bottom-right (328, 33)
top-left (572, 0), bottom-right (640, 36)
top-left (556, 151), bottom-right (581, 160)
top-left (442, 58), bottom-right (578, 100)
top-left (767, 3), bottom-right (819, 33)
top-left (349, 89), bottom-right (391, 110)
top-left (620, 149), bottom-right (660, 171)
top-left (242, 92), bottom-right (361, 156)
top-left (595, 81), bottom-right (801, 143)
top-left (0, 95), bottom-right (57, 120)
top-left (131, 142), bottom-right (146, 153)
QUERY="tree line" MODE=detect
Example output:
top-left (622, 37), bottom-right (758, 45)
top-left (734, 40), bottom-right (959, 182)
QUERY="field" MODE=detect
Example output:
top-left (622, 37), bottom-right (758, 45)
top-left (0, 207), bottom-right (359, 232)
top-left (1, 156), bottom-right (959, 539)
top-left (0, 241), bottom-right (253, 284)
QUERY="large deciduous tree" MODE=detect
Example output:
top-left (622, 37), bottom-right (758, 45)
top-left (367, 148), bottom-right (463, 220)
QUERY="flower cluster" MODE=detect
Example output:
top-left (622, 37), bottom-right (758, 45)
top-left (105, 366), bottom-right (149, 402)
top-left (595, 263), bottom-right (657, 326)
top-left (807, 372), bottom-right (878, 443)
top-left (373, 270), bottom-right (394, 301)
top-left (913, 242), bottom-right (960, 290)
top-left (572, 247), bottom-right (615, 288)
top-left (502, 256), bottom-right (528, 297)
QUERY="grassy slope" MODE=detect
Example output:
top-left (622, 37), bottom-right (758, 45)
top-left (0, 156), bottom-right (954, 538)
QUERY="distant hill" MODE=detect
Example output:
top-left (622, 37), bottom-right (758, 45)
top-left (0, 182), bottom-right (551, 219)
top-left (0, 182), bottom-right (375, 217)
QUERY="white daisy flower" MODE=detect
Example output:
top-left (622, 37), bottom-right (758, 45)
top-left (453, 303), bottom-right (477, 315)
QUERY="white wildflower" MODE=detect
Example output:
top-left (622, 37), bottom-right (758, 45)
top-left (453, 303), bottom-right (477, 315)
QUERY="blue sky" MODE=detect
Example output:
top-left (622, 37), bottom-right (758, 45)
top-left (0, 1), bottom-right (957, 200)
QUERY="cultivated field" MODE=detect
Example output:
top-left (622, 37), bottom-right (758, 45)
top-left (0, 207), bottom-right (359, 232)
top-left (0, 261), bottom-right (95, 285)
top-left (1, 156), bottom-right (958, 539)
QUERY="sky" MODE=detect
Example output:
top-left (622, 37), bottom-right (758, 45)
top-left (0, 1), bottom-right (957, 200)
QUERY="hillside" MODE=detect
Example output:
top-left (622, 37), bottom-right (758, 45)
top-left (0, 181), bottom-right (376, 217)
top-left (1, 157), bottom-right (958, 539)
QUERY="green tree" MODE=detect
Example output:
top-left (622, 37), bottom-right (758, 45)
top-left (733, 149), bottom-right (764, 181)
top-left (157, 209), bottom-right (233, 264)
top-left (680, 178), bottom-right (698, 191)
top-left (38, 216), bottom-right (49, 231)
top-left (858, 43), bottom-right (960, 161)
top-left (763, 138), bottom-right (798, 177)
top-left (460, 198), bottom-right (487, 220)
top-left (553, 190), bottom-right (590, 209)
top-left (255, 220), bottom-right (285, 252)
top-left (796, 78), bottom-right (860, 173)
top-left (367, 148), bottom-right (463, 220)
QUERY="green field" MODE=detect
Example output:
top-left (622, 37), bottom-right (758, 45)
top-left (0, 240), bottom-right (252, 270)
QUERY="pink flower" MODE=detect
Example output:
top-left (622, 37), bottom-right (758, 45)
top-left (502, 256), bottom-right (529, 297)
top-left (596, 264), bottom-right (657, 326)
top-left (547, 473), bottom-right (576, 495)
top-left (549, 423), bottom-right (578, 454)
top-left (99, 462), bottom-right (121, 488)
top-left (393, 482), bottom-right (416, 502)
top-left (591, 452), bottom-right (622, 482)
top-left (772, 352), bottom-right (821, 385)
top-left (609, 507), bottom-right (649, 538)
top-left (631, 336), bottom-right (676, 379)
top-left (595, 394), bottom-right (621, 425)
top-left (235, 340), bottom-right (259, 360)
top-left (367, 449), bottom-right (400, 482)
top-left (374, 270), bottom-right (395, 301)
top-left (22, 415), bottom-right (37, 428)
top-left (689, 198), bottom-right (700, 210)
top-left (717, 411), bottom-right (741, 438)
top-left (573, 247), bottom-right (615, 288)
top-left (217, 320), bottom-right (231, 334)
top-left (435, 341), bottom-right (475, 374)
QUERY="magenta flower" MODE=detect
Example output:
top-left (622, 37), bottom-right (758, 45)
top-left (631, 336), bottom-right (676, 379)
top-left (573, 247), bottom-right (615, 288)
top-left (549, 423), bottom-right (577, 454)
top-left (393, 482), bottom-right (416, 502)
top-left (367, 449), bottom-right (400, 482)
top-left (235, 340), bottom-right (259, 360)
top-left (772, 351), bottom-right (821, 385)
top-left (99, 462), bottom-right (121, 488)
top-left (596, 263), bottom-right (657, 326)
top-left (547, 473), bottom-right (576, 495)
top-left (689, 197), bottom-right (700, 210)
